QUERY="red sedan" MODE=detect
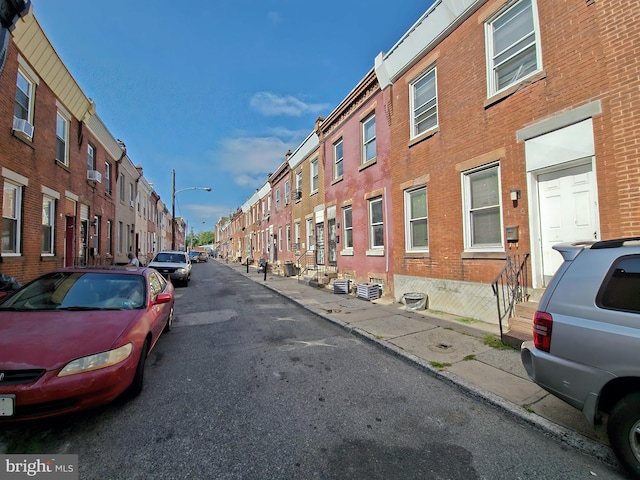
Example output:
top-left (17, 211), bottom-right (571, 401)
top-left (0, 266), bottom-right (174, 421)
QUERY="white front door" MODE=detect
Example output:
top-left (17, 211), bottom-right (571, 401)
top-left (537, 161), bottom-right (599, 284)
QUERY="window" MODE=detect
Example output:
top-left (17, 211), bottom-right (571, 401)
top-left (362, 115), bottom-right (376, 163)
top-left (411, 67), bottom-right (437, 138)
top-left (105, 162), bottom-right (112, 194)
top-left (405, 187), bottom-right (428, 251)
top-left (106, 220), bottom-right (112, 255)
top-left (311, 158), bottom-right (319, 192)
top-left (3, 182), bottom-right (22, 254)
top-left (486, 0), bottom-right (541, 96)
top-left (286, 224), bottom-right (291, 251)
top-left (295, 171), bottom-right (302, 199)
top-left (56, 112), bottom-right (69, 165)
top-left (598, 257), bottom-right (640, 313)
top-left (278, 227), bottom-right (283, 251)
top-left (87, 144), bottom-right (95, 170)
top-left (118, 221), bottom-right (124, 253)
top-left (463, 164), bottom-right (503, 249)
top-left (129, 183), bottom-right (134, 207)
top-left (284, 181), bottom-right (290, 204)
top-left (306, 218), bottom-right (313, 249)
top-left (294, 222), bottom-right (300, 250)
top-left (15, 69), bottom-right (34, 124)
top-left (275, 189), bottom-right (280, 211)
top-left (41, 196), bottom-right (55, 254)
top-left (119, 173), bottom-right (125, 201)
top-left (334, 139), bottom-right (344, 178)
top-left (369, 197), bottom-right (384, 249)
top-left (343, 206), bottom-right (353, 249)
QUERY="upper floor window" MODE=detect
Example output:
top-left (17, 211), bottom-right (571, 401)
top-left (343, 206), bottom-right (353, 250)
top-left (463, 163), bottom-right (503, 250)
top-left (410, 67), bottom-right (437, 138)
top-left (275, 189), bottom-right (280, 211)
top-left (42, 196), bottom-right (55, 255)
top-left (295, 171), bottom-right (303, 200)
top-left (310, 158), bottom-right (319, 192)
top-left (129, 183), bottom-right (134, 207)
top-left (405, 186), bottom-right (428, 251)
top-left (333, 139), bottom-right (344, 179)
top-left (15, 69), bottom-right (34, 124)
top-left (284, 181), bottom-right (290, 204)
top-left (119, 173), bottom-right (125, 201)
top-left (56, 112), bottom-right (69, 166)
top-left (2, 181), bottom-right (23, 254)
top-left (485, 0), bottom-right (541, 96)
top-left (87, 144), bottom-right (95, 170)
top-left (369, 197), bottom-right (384, 249)
top-left (105, 162), bottom-right (112, 194)
top-left (362, 115), bottom-right (376, 163)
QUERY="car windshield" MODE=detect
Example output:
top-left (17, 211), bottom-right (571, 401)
top-left (0, 271), bottom-right (146, 311)
top-left (153, 253), bottom-right (186, 263)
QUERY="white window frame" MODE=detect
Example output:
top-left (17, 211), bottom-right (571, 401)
top-left (92, 215), bottom-right (100, 255)
top-left (87, 144), bottom-right (95, 170)
top-left (41, 196), bottom-right (56, 255)
top-left (405, 186), bottom-right (429, 252)
top-left (15, 68), bottom-right (35, 124)
top-left (106, 220), bottom-right (112, 255)
top-left (343, 206), bottom-right (353, 250)
top-left (295, 171), bottom-right (302, 199)
top-left (368, 197), bottom-right (384, 250)
top-left (284, 181), bottom-right (290, 204)
top-left (294, 222), bottom-right (300, 250)
top-left (462, 163), bottom-right (504, 251)
top-left (362, 114), bottom-right (376, 164)
top-left (410, 66), bottom-right (438, 138)
top-left (286, 224), bottom-right (291, 251)
top-left (119, 173), bottom-right (125, 201)
top-left (56, 111), bottom-right (70, 166)
top-left (310, 158), bottom-right (319, 192)
top-left (278, 227), bottom-right (283, 251)
top-left (2, 180), bottom-right (23, 255)
top-left (105, 162), bottom-right (112, 194)
top-left (306, 218), bottom-right (313, 250)
top-left (485, 0), bottom-right (542, 97)
top-left (275, 189), bottom-right (280, 211)
top-left (333, 139), bottom-right (344, 179)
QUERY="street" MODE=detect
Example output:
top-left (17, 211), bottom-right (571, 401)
top-left (0, 261), bottom-right (628, 479)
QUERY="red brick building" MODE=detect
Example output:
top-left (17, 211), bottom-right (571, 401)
top-left (373, 0), bottom-right (640, 322)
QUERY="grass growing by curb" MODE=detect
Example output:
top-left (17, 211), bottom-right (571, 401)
top-left (463, 354), bottom-right (476, 361)
top-left (430, 361), bottom-right (451, 370)
top-left (483, 335), bottom-right (516, 350)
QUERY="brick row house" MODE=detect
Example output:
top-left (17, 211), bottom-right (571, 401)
top-left (216, 0), bottom-right (640, 326)
top-left (0, 4), bottom-right (181, 285)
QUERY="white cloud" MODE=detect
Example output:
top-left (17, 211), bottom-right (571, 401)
top-left (249, 92), bottom-right (329, 117)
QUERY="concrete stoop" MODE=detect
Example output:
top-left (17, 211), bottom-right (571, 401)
top-left (502, 300), bottom-right (538, 348)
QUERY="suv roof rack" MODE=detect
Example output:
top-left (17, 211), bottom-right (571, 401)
top-left (590, 237), bottom-right (640, 249)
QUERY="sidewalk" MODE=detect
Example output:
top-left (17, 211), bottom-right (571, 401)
top-left (222, 259), bottom-right (618, 468)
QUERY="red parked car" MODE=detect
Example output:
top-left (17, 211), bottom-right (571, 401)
top-left (0, 266), bottom-right (174, 421)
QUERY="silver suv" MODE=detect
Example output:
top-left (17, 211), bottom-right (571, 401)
top-left (521, 238), bottom-right (640, 477)
top-left (148, 251), bottom-right (192, 287)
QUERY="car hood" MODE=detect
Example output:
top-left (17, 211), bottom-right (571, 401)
top-left (0, 310), bottom-right (139, 371)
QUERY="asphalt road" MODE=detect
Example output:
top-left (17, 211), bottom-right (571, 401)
top-left (0, 261), bottom-right (628, 479)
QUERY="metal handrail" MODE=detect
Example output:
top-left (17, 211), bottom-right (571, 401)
top-left (491, 253), bottom-right (530, 340)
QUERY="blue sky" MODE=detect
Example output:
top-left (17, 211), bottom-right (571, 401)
top-left (33, 1), bottom-right (433, 232)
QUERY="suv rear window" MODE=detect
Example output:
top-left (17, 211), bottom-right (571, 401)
top-left (597, 255), bottom-right (640, 313)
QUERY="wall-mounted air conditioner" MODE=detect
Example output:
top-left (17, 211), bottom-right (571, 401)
top-left (295, 190), bottom-right (302, 200)
top-left (12, 117), bottom-right (34, 138)
top-left (87, 170), bottom-right (102, 184)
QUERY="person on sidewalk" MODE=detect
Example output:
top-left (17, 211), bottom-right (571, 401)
top-left (126, 252), bottom-right (140, 267)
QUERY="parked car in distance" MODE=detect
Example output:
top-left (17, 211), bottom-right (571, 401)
top-left (521, 237), bottom-right (640, 477)
top-left (0, 266), bottom-right (174, 421)
top-left (188, 250), bottom-right (201, 263)
top-left (149, 251), bottom-right (192, 286)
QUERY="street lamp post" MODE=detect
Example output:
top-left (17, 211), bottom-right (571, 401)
top-left (171, 169), bottom-right (211, 250)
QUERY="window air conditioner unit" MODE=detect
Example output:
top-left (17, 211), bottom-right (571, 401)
top-left (295, 190), bottom-right (302, 200)
top-left (87, 170), bottom-right (102, 183)
top-left (12, 117), bottom-right (34, 138)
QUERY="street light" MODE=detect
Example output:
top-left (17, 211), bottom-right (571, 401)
top-left (171, 169), bottom-right (211, 250)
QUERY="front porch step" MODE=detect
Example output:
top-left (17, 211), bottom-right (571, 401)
top-left (502, 299), bottom-right (539, 348)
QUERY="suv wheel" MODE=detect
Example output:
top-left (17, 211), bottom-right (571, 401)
top-left (608, 392), bottom-right (640, 477)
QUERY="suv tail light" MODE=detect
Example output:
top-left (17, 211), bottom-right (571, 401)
top-left (533, 311), bottom-right (553, 352)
